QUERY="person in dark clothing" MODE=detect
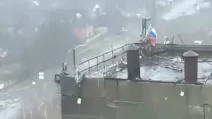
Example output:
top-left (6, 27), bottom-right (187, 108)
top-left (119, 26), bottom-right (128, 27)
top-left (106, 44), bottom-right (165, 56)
top-left (141, 16), bottom-right (151, 37)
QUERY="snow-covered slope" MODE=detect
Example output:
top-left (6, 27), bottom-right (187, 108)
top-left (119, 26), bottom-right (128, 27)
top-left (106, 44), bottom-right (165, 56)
top-left (162, 0), bottom-right (211, 21)
top-left (0, 98), bottom-right (21, 119)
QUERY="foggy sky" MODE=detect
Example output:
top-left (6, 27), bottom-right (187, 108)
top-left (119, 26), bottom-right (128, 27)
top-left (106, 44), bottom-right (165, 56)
top-left (0, 0), bottom-right (211, 80)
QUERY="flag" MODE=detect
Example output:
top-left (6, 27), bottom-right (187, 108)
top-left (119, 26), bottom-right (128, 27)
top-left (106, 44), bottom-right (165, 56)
top-left (0, 48), bottom-right (7, 58)
top-left (149, 28), bottom-right (157, 47)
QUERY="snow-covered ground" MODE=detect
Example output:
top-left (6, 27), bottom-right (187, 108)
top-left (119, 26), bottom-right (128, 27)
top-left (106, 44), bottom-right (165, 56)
top-left (162, 0), bottom-right (211, 21)
top-left (0, 67), bottom-right (61, 119)
top-left (0, 98), bottom-right (21, 119)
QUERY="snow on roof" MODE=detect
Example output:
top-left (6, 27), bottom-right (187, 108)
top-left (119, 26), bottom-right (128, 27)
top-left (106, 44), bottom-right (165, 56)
top-left (32, 0), bottom-right (40, 6)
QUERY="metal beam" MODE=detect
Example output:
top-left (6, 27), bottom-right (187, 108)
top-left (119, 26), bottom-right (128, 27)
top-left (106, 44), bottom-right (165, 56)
top-left (155, 44), bottom-right (212, 52)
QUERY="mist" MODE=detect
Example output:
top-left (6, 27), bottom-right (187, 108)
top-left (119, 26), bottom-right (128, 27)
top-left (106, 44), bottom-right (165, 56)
top-left (0, 0), bottom-right (211, 118)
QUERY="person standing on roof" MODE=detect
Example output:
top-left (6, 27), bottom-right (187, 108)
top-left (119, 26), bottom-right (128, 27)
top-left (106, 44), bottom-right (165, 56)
top-left (141, 16), bottom-right (151, 38)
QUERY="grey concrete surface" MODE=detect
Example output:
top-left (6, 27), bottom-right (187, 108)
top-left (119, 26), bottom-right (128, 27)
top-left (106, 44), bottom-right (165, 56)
top-left (60, 78), bottom-right (212, 119)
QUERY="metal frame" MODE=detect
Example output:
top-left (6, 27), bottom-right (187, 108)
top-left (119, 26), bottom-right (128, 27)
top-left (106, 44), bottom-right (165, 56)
top-left (74, 42), bottom-right (212, 76)
top-left (76, 44), bottom-right (130, 75)
top-left (56, 42), bottom-right (212, 119)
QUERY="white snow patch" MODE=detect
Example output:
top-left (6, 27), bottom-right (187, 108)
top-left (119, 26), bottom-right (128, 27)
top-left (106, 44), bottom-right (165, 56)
top-left (163, 0), bottom-right (211, 21)
top-left (208, 30), bottom-right (212, 36)
top-left (32, 0), bottom-right (40, 6)
top-left (93, 4), bottom-right (100, 11)
top-left (0, 84), bottom-right (4, 90)
top-left (77, 98), bottom-right (82, 105)
top-left (38, 72), bottom-right (45, 80)
top-left (198, 63), bottom-right (212, 78)
top-left (0, 98), bottom-right (21, 119)
top-left (194, 40), bottom-right (203, 44)
top-left (39, 75), bottom-right (44, 80)
top-left (180, 91), bottom-right (184, 96)
top-left (156, 0), bottom-right (167, 7)
top-left (163, 0), bottom-right (198, 21)
top-left (115, 65), bottom-right (183, 81)
top-left (114, 61), bottom-right (212, 82)
top-left (76, 13), bottom-right (82, 19)
top-left (32, 81), bottom-right (36, 85)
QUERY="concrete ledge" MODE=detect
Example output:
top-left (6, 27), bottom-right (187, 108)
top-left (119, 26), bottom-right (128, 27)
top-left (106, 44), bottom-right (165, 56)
top-left (59, 76), bottom-right (212, 119)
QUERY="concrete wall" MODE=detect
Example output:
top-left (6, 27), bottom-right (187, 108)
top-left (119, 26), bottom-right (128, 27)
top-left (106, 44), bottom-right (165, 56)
top-left (60, 77), bottom-right (212, 119)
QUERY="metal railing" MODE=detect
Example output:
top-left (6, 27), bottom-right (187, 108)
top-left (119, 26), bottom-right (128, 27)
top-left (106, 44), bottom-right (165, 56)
top-left (77, 44), bottom-right (130, 75)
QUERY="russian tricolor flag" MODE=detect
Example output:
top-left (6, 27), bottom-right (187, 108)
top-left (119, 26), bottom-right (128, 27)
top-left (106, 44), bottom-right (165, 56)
top-left (149, 28), bottom-right (157, 47)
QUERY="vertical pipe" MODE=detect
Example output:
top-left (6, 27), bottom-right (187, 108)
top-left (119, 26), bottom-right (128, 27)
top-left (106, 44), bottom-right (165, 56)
top-left (111, 45), bottom-right (114, 69)
top-left (88, 60), bottom-right (90, 75)
top-left (84, 24), bottom-right (87, 42)
top-left (111, 45), bottom-right (114, 57)
top-left (97, 57), bottom-right (99, 73)
top-left (203, 105), bottom-right (206, 119)
top-left (30, 110), bottom-right (33, 119)
top-left (3, 83), bottom-right (5, 98)
top-left (103, 54), bottom-right (105, 72)
top-left (73, 49), bottom-right (76, 68)
top-left (22, 108), bottom-right (26, 119)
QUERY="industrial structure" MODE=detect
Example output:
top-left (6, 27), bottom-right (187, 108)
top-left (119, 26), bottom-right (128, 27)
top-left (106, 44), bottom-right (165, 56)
top-left (54, 39), bottom-right (212, 119)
